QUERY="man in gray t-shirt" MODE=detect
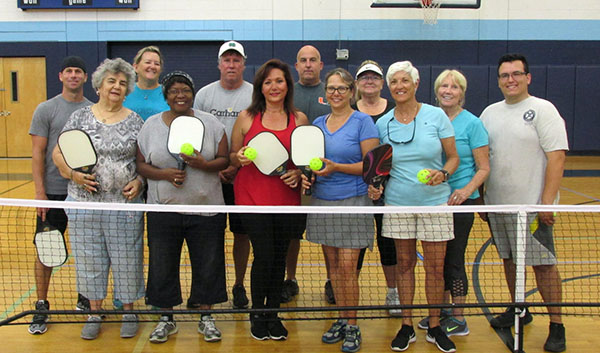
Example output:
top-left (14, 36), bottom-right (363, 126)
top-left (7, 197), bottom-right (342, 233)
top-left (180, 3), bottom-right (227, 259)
top-left (193, 40), bottom-right (252, 309)
top-left (28, 56), bottom-right (92, 335)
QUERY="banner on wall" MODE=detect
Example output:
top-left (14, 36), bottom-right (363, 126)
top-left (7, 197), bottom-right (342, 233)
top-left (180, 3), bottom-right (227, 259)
top-left (18, 0), bottom-right (139, 10)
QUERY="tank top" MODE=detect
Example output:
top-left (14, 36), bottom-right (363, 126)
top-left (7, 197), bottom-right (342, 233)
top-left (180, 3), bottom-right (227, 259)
top-left (234, 112), bottom-right (301, 206)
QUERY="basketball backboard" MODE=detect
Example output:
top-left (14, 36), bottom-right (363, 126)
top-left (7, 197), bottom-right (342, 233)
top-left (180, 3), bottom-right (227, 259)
top-left (371, 0), bottom-right (480, 8)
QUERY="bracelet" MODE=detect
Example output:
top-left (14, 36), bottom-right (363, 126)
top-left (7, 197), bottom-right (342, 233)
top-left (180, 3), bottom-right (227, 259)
top-left (70, 169), bottom-right (74, 181)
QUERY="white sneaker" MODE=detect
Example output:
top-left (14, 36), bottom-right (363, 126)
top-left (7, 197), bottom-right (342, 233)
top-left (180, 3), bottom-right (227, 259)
top-left (149, 317), bottom-right (178, 343)
top-left (198, 315), bottom-right (222, 342)
top-left (385, 288), bottom-right (402, 316)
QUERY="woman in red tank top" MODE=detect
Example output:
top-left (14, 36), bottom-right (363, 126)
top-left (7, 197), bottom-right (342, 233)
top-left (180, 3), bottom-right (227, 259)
top-left (230, 59), bottom-right (309, 341)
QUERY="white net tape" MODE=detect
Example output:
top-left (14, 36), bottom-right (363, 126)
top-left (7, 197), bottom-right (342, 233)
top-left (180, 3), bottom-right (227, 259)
top-left (420, 0), bottom-right (443, 25)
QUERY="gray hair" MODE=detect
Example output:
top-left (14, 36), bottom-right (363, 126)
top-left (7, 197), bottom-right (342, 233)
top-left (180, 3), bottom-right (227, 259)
top-left (386, 61), bottom-right (420, 86)
top-left (91, 58), bottom-right (136, 96)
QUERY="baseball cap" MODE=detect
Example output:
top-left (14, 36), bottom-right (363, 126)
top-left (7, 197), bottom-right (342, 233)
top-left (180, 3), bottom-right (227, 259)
top-left (355, 63), bottom-right (383, 79)
top-left (61, 56), bottom-right (87, 73)
top-left (218, 41), bottom-right (246, 59)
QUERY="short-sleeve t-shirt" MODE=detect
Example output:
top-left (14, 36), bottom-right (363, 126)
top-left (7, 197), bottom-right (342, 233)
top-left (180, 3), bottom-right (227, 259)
top-left (29, 94), bottom-right (92, 194)
top-left (376, 103), bottom-right (455, 206)
top-left (293, 82), bottom-right (330, 123)
top-left (312, 111), bottom-right (379, 201)
top-left (123, 85), bottom-right (169, 121)
top-left (193, 80), bottom-right (252, 147)
top-left (481, 96), bottom-right (569, 205)
top-left (137, 110), bottom-right (226, 209)
top-left (444, 109), bottom-right (489, 199)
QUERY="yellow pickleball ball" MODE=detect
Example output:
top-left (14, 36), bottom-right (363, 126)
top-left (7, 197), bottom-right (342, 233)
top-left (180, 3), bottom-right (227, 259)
top-left (309, 157), bottom-right (323, 171)
top-left (180, 143), bottom-right (194, 156)
top-left (244, 147), bottom-right (257, 161)
top-left (417, 169), bottom-right (431, 184)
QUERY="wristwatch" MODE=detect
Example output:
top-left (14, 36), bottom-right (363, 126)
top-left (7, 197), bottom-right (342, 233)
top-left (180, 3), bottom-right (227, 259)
top-left (439, 169), bottom-right (450, 182)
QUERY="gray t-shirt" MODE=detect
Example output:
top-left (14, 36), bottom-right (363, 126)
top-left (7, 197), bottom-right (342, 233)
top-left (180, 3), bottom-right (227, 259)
top-left (193, 80), bottom-right (252, 147)
top-left (481, 96), bottom-right (569, 205)
top-left (137, 109), bottom-right (226, 211)
top-left (62, 106), bottom-right (144, 202)
top-left (29, 94), bottom-right (92, 195)
top-left (293, 81), bottom-right (330, 123)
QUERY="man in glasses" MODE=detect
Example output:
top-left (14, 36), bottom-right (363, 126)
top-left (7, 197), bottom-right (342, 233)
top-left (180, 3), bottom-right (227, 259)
top-left (481, 53), bottom-right (568, 353)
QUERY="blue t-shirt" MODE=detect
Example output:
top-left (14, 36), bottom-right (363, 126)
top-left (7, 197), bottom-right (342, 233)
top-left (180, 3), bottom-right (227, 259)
top-left (444, 109), bottom-right (488, 199)
top-left (376, 103), bottom-right (454, 206)
top-left (313, 111), bottom-right (379, 201)
top-left (123, 85), bottom-right (170, 121)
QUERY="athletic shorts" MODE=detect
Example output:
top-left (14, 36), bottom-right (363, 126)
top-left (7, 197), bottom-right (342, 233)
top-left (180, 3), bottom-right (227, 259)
top-left (488, 213), bottom-right (557, 266)
top-left (382, 204), bottom-right (454, 242)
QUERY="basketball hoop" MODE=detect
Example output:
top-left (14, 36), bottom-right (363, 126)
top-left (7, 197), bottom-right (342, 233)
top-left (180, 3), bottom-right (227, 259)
top-left (420, 0), bottom-right (443, 25)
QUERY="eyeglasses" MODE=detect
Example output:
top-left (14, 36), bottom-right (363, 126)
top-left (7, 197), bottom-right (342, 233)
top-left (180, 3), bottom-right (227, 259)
top-left (325, 86), bottom-right (350, 94)
top-left (387, 115), bottom-right (417, 145)
top-left (358, 75), bottom-right (382, 82)
top-left (498, 71), bottom-right (528, 80)
top-left (167, 88), bottom-right (193, 95)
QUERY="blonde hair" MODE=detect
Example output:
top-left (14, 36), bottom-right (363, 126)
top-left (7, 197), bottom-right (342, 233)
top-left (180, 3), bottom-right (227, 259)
top-left (354, 60), bottom-right (384, 102)
top-left (132, 46), bottom-right (164, 67)
top-left (434, 69), bottom-right (467, 107)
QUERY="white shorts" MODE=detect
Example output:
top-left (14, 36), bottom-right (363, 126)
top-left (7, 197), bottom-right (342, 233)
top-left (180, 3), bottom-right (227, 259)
top-left (382, 204), bottom-right (454, 242)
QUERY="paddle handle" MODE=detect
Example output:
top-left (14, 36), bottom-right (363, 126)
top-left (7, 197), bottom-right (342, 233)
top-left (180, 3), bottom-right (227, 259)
top-left (176, 159), bottom-right (186, 185)
top-left (301, 168), bottom-right (313, 196)
top-left (371, 175), bottom-right (387, 189)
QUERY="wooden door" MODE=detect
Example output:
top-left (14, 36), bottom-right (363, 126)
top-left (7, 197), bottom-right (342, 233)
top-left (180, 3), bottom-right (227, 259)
top-left (0, 57), bottom-right (47, 157)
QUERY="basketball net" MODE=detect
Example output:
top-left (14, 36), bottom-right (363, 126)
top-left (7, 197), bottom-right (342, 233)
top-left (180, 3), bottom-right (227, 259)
top-left (420, 0), bottom-right (443, 25)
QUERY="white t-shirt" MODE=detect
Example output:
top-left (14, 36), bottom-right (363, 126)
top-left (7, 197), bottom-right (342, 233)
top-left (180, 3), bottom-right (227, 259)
top-left (481, 96), bottom-right (569, 205)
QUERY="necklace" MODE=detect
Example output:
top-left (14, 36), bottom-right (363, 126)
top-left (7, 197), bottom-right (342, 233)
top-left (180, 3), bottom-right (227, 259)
top-left (94, 105), bottom-right (124, 124)
top-left (395, 104), bottom-right (419, 123)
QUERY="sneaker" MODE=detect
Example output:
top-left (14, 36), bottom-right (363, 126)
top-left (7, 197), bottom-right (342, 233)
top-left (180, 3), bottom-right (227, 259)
top-left (325, 280), bottom-right (336, 304)
top-left (385, 288), bottom-right (402, 316)
top-left (441, 316), bottom-right (469, 337)
top-left (198, 315), bottom-right (222, 342)
top-left (489, 306), bottom-right (533, 329)
top-left (120, 314), bottom-right (138, 338)
top-left (418, 309), bottom-right (451, 330)
top-left (341, 325), bottom-right (362, 353)
top-left (426, 325), bottom-right (456, 353)
top-left (232, 284), bottom-right (249, 309)
top-left (391, 324), bottom-right (416, 352)
top-left (544, 322), bottom-right (566, 352)
top-left (149, 317), bottom-right (178, 343)
top-left (28, 300), bottom-right (50, 335)
top-left (81, 315), bottom-right (102, 340)
top-left (281, 279), bottom-right (299, 303)
top-left (250, 314), bottom-right (270, 341)
top-left (322, 319), bottom-right (347, 344)
top-left (76, 293), bottom-right (90, 311)
top-left (266, 316), bottom-right (288, 340)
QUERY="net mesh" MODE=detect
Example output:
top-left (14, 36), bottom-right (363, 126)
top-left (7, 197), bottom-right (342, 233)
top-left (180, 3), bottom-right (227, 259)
top-left (1, 199), bottom-right (600, 329)
top-left (420, 0), bottom-right (443, 24)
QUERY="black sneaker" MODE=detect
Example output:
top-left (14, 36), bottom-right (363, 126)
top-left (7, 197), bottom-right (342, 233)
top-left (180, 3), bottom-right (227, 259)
top-left (266, 315), bottom-right (288, 340)
top-left (544, 322), bottom-right (566, 352)
top-left (426, 325), bottom-right (456, 353)
top-left (281, 279), bottom-right (299, 303)
top-left (324, 280), bottom-right (336, 304)
top-left (28, 300), bottom-right (50, 335)
top-left (391, 324), bottom-right (416, 351)
top-left (76, 293), bottom-right (90, 311)
top-left (490, 306), bottom-right (533, 329)
top-left (250, 314), bottom-right (270, 341)
top-left (232, 284), bottom-right (249, 309)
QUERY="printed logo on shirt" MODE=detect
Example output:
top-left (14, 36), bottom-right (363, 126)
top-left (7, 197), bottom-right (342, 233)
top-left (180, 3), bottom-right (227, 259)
top-left (523, 109), bottom-right (536, 122)
top-left (318, 97), bottom-right (329, 106)
top-left (210, 108), bottom-right (240, 118)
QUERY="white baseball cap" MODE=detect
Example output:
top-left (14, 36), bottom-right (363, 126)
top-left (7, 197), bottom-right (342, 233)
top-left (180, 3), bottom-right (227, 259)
top-left (355, 63), bottom-right (383, 79)
top-left (218, 41), bottom-right (246, 59)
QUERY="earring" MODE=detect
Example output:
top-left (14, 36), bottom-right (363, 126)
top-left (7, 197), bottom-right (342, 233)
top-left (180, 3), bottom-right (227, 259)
top-left (96, 90), bottom-right (99, 96)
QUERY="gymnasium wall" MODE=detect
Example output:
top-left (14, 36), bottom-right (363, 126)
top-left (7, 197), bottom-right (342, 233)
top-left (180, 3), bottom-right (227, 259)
top-left (0, 0), bottom-right (599, 151)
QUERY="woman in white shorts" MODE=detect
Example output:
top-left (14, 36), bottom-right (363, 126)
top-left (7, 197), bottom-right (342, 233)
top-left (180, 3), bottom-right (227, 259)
top-left (369, 61), bottom-right (460, 353)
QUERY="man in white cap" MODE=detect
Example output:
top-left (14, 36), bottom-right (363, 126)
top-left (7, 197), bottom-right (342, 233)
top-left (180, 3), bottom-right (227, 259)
top-left (193, 41), bottom-right (253, 309)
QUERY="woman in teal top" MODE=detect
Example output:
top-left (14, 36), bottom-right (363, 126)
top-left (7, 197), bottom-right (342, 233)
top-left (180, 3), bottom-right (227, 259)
top-left (416, 69), bottom-right (489, 337)
top-left (124, 46), bottom-right (169, 120)
top-left (371, 61), bottom-right (459, 353)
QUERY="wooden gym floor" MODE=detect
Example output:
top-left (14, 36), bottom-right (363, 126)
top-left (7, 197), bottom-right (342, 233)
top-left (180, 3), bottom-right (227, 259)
top-left (0, 156), bottom-right (599, 353)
